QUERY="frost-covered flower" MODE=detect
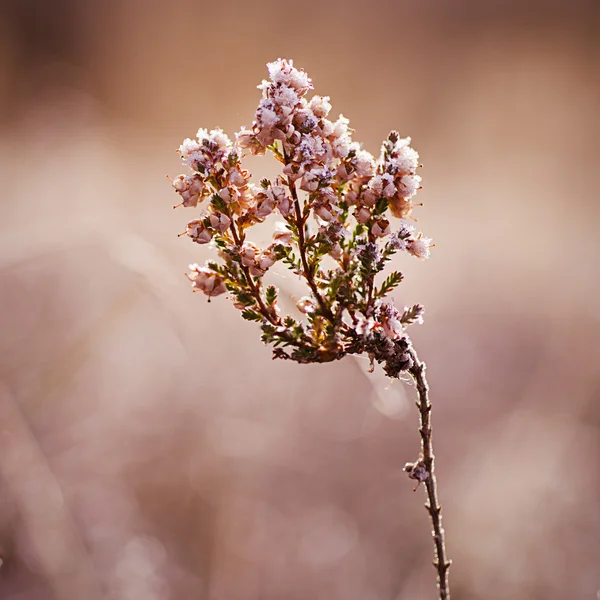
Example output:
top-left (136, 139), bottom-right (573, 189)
top-left (377, 301), bottom-right (404, 340)
top-left (178, 138), bottom-right (202, 169)
top-left (308, 95), bottom-right (332, 118)
top-left (265, 58), bottom-right (312, 93)
top-left (407, 236), bottom-right (433, 260)
top-left (353, 149), bottom-right (376, 178)
top-left (179, 128), bottom-right (233, 172)
top-left (398, 173), bottom-right (422, 199)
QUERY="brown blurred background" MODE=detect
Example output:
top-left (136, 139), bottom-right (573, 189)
top-left (1, 1), bottom-right (599, 598)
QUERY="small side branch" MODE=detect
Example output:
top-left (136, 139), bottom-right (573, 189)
top-left (281, 150), bottom-right (336, 323)
top-left (229, 222), bottom-right (279, 325)
top-left (407, 349), bottom-right (451, 600)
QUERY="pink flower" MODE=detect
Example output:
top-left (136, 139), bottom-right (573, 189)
top-left (308, 95), bottom-right (332, 118)
top-left (355, 206), bottom-right (371, 224)
top-left (372, 218), bottom-right (391, 238)
top-left (186, 220), bottom-right (212, 244)
top-left (209, 213), bottom-right (231, 232)
top-left (172, 174), bottom-right (204, 207)
top-left (407, 236), bottom-right (433, 260)
top-left (188, 264), bottom-right (227, 297)
top-left (265, 58), bottom-right (313, 93)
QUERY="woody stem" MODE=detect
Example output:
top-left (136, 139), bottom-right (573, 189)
top-left (408, 349), bottom-right (451, 600)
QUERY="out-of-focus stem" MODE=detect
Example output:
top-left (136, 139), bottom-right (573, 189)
top-left (408, 349), bottom-right (451, 600)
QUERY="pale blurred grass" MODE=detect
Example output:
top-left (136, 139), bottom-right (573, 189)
top-left (0, 1), bottom-right (599, 598)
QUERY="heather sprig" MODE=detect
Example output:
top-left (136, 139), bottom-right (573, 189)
top-left (171, 58), bottom-right (432, 374)
top-left (169, 58), bottom-right (450, 599)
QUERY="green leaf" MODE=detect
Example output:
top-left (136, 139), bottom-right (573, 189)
top-left (234, 292), bottom-right (256, 307)
top-left (375, 271), bottom-right (404, 298)
top-left (374, 197), bottom-right (388, 215)
top-left (400, 303), bottom-right (424, 325)
top-left (241, 309), bottom-right (262, 322)
top-left (210, 194), bottom-right (228, 213)
top-left (265, 285), bottom-right (278, 306)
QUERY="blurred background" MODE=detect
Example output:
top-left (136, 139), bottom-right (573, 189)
top-left (0, 0), bottom-right (599, 598)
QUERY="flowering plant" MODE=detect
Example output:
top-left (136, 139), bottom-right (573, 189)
top-left (170, 58), bottom-right (450, 599)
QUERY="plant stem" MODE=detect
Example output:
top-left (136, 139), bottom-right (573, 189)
top-left (280, 151), bottom-right (336, 323)
top-left (229, 222), bottom-right (279, 325)
top-left (407, 349), bottom-right (451, 600)
top-left (290, 191), bottom-right (335, 322)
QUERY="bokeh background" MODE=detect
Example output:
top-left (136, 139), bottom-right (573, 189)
top-left (1, 0), bottom-right (599, 598)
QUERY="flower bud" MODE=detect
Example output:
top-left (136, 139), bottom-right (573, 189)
top-left (296, 296), bottom-right (316, 314)
top-left (319, 119), bottom-right (334, 137)
top-left (332, 115), bottom-right (350, 138)
top-left (383, 181), bottom-right (397, 198)
top-left (353, 150), bottom-right (376, 178)
top-left (188, 176), bottom-right (204, 196)
top-left (172, 174), bottom-right (204, 207)
top-left (248, 265), bottom-right (266, 278)
top-left (372, 218), bottom-right (391, 238)
top-left (314, 203), bottom-right (335, 222)
top-left (188, 264), bottom-right (227, 297)
top-left (256, 197), bottom-right (276, 218)
top-left (289, 130), bottom-right (302, 145)
top-left (336, 163), bottom-right (352, 183)
top-left (236, 128), bottom-right (264, 155)
top-left (378, 301), bottom-right (404, 340)
top-left (172, 174), bottom-right (188, 193)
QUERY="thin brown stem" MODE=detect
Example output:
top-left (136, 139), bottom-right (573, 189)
top-left (408, 349), bottom-right (451, 600)
top-left (288, 180), bottom-right (336, 322)
top-left (229, 223), bottom-right (279, 325)
top-left (280, 149), bottom-right (336, 323)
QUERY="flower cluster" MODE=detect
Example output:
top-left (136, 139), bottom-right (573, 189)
top-left (170, 58), bottom-right (433, 375)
